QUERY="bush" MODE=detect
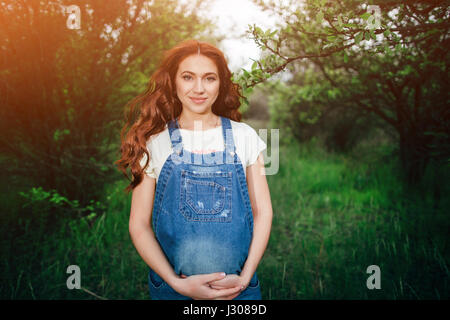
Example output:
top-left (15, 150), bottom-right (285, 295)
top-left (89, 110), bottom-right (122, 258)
top-left (18, 186), bottom-right (106, 229)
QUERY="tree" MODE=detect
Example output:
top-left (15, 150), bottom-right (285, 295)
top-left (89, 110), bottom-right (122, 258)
top-left (0, 0), bottom-right (215, 207)
top-left (236, 0), bottom-right (450, 185)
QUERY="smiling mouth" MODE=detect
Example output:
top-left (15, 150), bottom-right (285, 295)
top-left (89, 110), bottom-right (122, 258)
top-left (190, 97), bottom-right (207, 104)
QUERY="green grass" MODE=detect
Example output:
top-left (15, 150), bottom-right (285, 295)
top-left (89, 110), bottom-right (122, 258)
top-left (259, 140), bottom-right (449, 299)
top-left (1, 179), bottom-right (147, 300)
top-left (1, 139), bottom-right (448, 299)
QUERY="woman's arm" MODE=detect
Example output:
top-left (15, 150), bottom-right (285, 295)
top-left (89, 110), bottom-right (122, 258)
top-left (240, 152), bottom-right (273, 286)
top-left (128, 174), bottom-right (181, 287)
top-left (129, 174), bottom-right (242, 299)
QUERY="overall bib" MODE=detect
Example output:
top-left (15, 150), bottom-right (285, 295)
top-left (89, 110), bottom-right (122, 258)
top-left (148, 116), bottom-right (262, 300)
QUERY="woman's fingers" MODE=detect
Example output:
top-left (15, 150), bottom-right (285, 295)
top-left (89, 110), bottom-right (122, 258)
top-left (210, 284), bottom-right (226, 290)
top-left (178, 272), bottom-right (244, 300)
top-left (180, 272), bottom-right (226, 283)
top-left (211, 285), bottom-right (242, 300)
top-left (208, 274), bottom-right (241, 288)
top-left (199, 272), bottom-right (227, 283)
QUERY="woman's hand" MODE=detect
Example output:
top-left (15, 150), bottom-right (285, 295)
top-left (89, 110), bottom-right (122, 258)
top-left (173, 272), bottom-right (243, 300)
top-left (206, 273), bottom-right (247, 291)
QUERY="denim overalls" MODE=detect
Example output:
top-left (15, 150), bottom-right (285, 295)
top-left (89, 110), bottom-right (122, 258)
top-left (147, 116), bottom-right (262, 300)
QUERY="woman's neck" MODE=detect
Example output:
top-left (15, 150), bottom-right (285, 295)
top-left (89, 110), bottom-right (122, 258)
top-left (178, 113), bottom-right (221, 131)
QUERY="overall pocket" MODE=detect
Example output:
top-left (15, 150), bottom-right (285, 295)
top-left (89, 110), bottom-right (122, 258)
top-left (148, 269), bottom-right (165, 289)
top-left (180, 169), bottom-right (232, 222)
top-left (234, 273), bottom-right (262, 300)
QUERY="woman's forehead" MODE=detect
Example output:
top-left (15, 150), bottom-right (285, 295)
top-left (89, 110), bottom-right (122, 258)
top-left (178, 54), bottom-right (218, 74)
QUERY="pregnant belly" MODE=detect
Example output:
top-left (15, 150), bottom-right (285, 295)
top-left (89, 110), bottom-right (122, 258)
top-left (170, 236), bottom-right (247, 276)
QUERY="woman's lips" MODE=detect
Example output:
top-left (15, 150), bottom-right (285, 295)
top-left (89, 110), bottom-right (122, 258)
top-left (190, 97), bottom-right (207, 104)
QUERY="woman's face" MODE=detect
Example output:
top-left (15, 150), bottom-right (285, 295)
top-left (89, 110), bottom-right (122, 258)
top-left (174, 54), bottom-right (220, 115)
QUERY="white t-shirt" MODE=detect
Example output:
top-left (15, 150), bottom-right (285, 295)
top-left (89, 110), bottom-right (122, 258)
top-left (139, 119), bottom-right (267, 183)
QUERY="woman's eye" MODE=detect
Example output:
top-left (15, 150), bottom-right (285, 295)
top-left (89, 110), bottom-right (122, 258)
top-left (182, 75), bottom-right (216, 81)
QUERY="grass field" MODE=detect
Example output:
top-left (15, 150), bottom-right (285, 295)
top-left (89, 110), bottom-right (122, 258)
top-left (1, 138), bottom-right (448, 299)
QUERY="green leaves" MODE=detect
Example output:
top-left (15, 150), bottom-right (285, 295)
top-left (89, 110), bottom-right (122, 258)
top-left (353, 30), bottom-right (376, 44)
top-left (343, 23), bottom-right (359, 29)
top-left (234, 51), bottom-right (285, 91)
top-left (249, 0), bottom-right (450, 183)
top-left (398, 64), bottom-right (417, 77)
top-left (251, 60), bottom-right (258, 71)
top-left (19, 186), bottom-right (106, 221)
top-left (53, 128), bottom-right (70, 141)
top-left (327, 35), bottom-right (337, 42)
top-left (250, 24), bottom-right (277, 40)
top-left (316, 10), bottom-right (324, 24)
top-left (253, 25), bottom-right (264, 36)
top-left (355, 31), bottom-right (364, 44)
top-left (360, 12), bottom-right (372, 21)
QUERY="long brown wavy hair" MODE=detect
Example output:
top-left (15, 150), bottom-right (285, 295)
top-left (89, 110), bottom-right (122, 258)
top-left (115, 39), bottom-right (245, 192)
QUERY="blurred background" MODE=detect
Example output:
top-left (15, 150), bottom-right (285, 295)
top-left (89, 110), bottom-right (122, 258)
top-left (0, 0), bottom-right (448, 299)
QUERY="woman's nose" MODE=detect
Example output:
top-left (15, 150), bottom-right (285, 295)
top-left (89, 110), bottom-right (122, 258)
top-left (193, 79), bottom-right (205, 93)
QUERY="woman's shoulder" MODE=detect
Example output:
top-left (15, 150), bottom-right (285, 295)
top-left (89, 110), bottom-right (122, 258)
top-left (145, 124), bottom-right (170, 149)
top-left (229, 119), bottom-right (256, 132)
top-left (229, 119), bottom-right (260, 139)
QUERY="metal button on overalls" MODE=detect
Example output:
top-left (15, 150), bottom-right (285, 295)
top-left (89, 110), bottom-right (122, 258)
top-left (148, 116), bottom-right (262, 300)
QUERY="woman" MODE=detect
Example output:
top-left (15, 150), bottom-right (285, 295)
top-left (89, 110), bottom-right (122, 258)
top-left (116, 39), bottom-right (273, 300)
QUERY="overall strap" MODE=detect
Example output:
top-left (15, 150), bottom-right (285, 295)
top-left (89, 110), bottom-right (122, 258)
top-left (220, 116), bottom-right (236, 156)
top-left (168, 118), bottom-right (183, 156)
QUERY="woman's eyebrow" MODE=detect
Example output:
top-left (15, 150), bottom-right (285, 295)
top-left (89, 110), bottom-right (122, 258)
top-left (181, 71), bottom-right (218, 77)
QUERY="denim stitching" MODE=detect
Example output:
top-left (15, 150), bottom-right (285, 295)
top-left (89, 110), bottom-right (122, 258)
top-left (185, 179), bottom-right (225, 214)
top-left (247, 279), bottom-right (260, 289)
top-left (234, 153), bottom-right (254, 235)
top-left (148, 271), bottom-right (165, 289)
top-left (150, 117), bottom-right (260, 299)
top-left (179, 170), bottom-right (232, 222)
top-left (154, 158), bottom-right (174, 236)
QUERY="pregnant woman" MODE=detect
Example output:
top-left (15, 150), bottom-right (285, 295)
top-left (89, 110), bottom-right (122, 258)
top-left (116, 39), bottom-right (273, 300)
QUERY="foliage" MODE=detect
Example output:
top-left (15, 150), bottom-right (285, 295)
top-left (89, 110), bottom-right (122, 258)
top-left (18, 186), bottom-right (106, 225)
top-left (234, 0), bottom-right (450, 185)
top-left (2, 141), bottom-right (448, 299)
top-left (0, 0), bottom-right (215, 205)
top-left (265, 65), bottom-right (384, 152)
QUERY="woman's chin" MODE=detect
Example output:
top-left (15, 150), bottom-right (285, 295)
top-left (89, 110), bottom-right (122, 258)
top-left (182, 104), bottom-right (212, 115)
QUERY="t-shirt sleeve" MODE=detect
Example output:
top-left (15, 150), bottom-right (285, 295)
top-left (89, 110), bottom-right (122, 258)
top-left (246, 126), bottom-right (267, 167)
top-left (139, 145), bottom-right (157, 179)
